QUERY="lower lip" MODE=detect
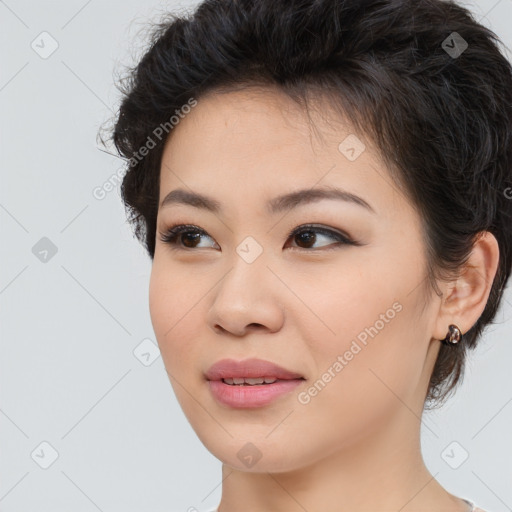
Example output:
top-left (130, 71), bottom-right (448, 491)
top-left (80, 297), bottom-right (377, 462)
top-left (208, 379), bottom-right (304, 408)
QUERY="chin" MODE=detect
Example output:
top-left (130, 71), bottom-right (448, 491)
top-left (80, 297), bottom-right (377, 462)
top-left (196, 431), bottom-right (322, 474)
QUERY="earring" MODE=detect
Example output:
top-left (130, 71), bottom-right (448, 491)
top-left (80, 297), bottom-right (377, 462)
top-left (441, 324), bottom-right (462, 345)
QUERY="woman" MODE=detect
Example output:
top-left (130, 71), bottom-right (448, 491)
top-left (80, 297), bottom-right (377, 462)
top-left (108, 0), bottom-right (512, 510)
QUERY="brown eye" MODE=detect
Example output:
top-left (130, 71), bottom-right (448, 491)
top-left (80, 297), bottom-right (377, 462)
top-left (159, 225), bottom-right (218, 249)
top-left (286, 225), bottom-right (355, 250)
top-left (180, 231), bottom-right (201, 248)
top-left (293, 230), bottom-right (317, 248)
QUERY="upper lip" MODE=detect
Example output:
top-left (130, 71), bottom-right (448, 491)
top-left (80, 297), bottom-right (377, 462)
top-left (205, 358), bottom-right (304, 381)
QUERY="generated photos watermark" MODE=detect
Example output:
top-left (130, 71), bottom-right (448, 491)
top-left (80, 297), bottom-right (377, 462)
top-left (297, 300), bottom-right (403, 405)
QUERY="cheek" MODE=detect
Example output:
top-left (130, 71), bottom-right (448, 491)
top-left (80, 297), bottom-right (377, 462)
top-left (148, 260), bottom-right (203, 372)
top-left (293, 310), bottom-right (426, 463)
top-left (148, 261), bottom-right (215, 427)
top-left (292, 264), bottom-right (427, 434)
top-left (288, 255), bottom-right (402, 356)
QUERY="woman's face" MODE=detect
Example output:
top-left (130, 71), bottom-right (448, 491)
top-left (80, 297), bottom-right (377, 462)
top-left (149, 86), bottom-right (442, 472)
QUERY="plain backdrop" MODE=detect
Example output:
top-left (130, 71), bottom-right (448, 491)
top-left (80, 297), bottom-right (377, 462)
top-left (1, 0), bottom-right (511, 511)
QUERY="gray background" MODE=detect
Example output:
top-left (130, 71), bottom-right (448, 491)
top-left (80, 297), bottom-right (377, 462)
top-left (0, 1), bottom-right (511, 511)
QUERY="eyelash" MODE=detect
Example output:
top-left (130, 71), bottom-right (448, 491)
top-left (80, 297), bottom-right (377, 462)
top-left (158, 223), bottom-right (360, 251)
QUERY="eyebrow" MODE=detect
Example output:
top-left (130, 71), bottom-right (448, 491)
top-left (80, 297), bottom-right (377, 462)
top-left (159, 186), bottom-right (376, 215)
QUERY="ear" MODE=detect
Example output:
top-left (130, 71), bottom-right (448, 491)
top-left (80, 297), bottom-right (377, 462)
top-left (433, 231), bottom-right (500, 342)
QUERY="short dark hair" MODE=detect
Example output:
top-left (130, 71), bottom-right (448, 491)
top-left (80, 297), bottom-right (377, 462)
top-left (106, 0), bottom-right (512, 407)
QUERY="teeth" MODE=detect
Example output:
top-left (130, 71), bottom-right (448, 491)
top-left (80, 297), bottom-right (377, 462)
top-left (222, 377), bottom-right (279, 386)
top-left (244, 377), bottom-right (265, 385)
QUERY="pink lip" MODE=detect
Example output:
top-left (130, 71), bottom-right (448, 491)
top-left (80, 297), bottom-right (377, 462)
top-left (205, 358), bottom-right (305, 408)
top-left (205, 358), bottom-right (304, 381)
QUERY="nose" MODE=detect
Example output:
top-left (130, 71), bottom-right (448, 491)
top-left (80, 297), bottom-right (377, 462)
top-left (206, 254), bottom-right (285, 337)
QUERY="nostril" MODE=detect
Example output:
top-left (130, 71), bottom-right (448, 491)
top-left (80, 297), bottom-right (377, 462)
top-left (212, 322), bottom-right (265, 336)
top-left (247, 323), bottom-right (264, 329)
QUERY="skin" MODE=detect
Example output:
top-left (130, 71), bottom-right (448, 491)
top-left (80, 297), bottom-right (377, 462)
top-left (148, 85), bottom-right (499, 512)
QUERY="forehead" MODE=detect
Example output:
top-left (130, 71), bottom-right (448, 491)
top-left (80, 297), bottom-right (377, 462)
top-left (173, 85), bottom-right (358, 148)
top-left (158, 86), bottom-right (403, 216)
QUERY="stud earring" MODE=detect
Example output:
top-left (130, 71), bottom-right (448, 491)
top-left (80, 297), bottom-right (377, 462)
top-left (441, 324), bottom-right (462, 345)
